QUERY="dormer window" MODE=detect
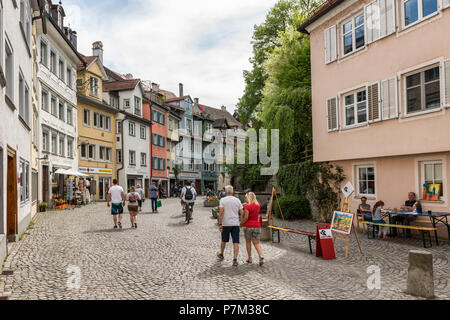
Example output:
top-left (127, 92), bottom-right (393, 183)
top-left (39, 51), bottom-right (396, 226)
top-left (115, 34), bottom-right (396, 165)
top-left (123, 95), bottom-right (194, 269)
top-left (89, 76), bottom-right (99, 97)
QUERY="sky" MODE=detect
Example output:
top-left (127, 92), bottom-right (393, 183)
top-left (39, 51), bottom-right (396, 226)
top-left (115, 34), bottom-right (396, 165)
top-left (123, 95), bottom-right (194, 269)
top-left (63, 0), bottom-right (279, 113)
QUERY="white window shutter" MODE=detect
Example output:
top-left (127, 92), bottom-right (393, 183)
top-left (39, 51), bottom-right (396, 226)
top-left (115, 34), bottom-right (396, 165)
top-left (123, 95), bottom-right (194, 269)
top-left (327, 97), bottom-right (339, 131)
top-left (367, 82), bottom-right (381, 122)
top-left (366, 0), bottom-right (380, 43)
top-left (366, 0), bottom-right (395, 43)
top-left (444, 59), bottom-right (450, 107)
top-left (379, 0), bottom-right (387, 38)
top-left (324, 25), bottom-right (337, 64)
top-left (381, 77), bottom-right (398, 119)
top-left (385, 0), bottom-right (396, 36)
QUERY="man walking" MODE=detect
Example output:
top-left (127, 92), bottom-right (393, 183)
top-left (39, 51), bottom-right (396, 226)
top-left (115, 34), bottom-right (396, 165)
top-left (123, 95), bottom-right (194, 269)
top-left (180, 181), bottom-right (197, 220)
top-left (217, 185), bottom-right (244, 267)
top-left (149, 182), bottom-right (159, 213)
top-left (107, 179), bottom-right (126, 229)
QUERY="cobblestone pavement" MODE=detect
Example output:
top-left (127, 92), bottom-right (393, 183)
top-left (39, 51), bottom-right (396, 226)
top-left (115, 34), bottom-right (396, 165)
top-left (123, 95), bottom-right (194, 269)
top-left (0, 198), bottom-right (449, 300)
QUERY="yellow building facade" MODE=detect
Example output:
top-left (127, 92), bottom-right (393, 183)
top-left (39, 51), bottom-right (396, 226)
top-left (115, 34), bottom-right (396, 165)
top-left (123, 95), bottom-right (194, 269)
top-left (76, 55), bottom-right (118, 201)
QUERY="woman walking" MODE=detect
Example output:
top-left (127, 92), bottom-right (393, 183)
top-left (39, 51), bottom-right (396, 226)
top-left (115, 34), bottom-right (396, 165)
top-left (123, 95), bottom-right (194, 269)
top-left (136, 184), bottom-right (145, 212)
top-left (241, 192), bottom-right (264, 266)
top-left (127, 186), bottom-right (141, 228)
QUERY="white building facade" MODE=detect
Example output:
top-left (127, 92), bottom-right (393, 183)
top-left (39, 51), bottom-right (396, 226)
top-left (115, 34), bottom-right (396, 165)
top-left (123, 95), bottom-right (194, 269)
top-left (0, 0), bottom-right (40, 260)
top-left (35, 2), bottom-right (82, 204)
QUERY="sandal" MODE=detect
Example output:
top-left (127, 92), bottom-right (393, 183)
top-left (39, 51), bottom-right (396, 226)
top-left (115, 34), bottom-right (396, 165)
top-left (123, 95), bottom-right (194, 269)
top-left (217, 253), bottom-right (224, 261)
top-left (246, 259), bottom-right (253, 264)
top-left (259, 257), bottom-right (264, 267)
top-left (233, 259), bottom-right (238, 267)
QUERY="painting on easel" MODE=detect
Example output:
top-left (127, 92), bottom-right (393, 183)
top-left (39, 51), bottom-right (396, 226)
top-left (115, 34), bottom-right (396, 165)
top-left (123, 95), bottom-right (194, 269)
top-left (331, 211), bottom-right (354, 235)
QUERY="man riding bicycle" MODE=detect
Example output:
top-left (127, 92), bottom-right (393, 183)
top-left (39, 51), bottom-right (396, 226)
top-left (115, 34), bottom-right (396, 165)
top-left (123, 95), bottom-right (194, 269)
top-left (180, 181), bottom-right (197, 222)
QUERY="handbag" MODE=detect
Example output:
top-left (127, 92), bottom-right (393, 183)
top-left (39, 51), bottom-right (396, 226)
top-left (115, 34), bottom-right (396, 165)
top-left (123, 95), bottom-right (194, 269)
top-left (156, 200), bottom-right (162, 208)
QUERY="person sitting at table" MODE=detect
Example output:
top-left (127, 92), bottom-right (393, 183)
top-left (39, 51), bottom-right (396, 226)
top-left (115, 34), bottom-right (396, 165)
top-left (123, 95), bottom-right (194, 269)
top-left (372, 201), bottom-right (389, 239)
top-left (393, 192), bottom-right (417, 237)
top-left (357, 197), bottom-right (372, 222)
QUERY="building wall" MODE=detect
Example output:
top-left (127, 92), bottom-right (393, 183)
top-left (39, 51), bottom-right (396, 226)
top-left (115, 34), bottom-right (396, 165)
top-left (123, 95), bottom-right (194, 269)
top-left (0, 0), bottom-right (34, 248)
top-left (310, 1), bottom-right (450, 163)
top-left (150, 104), bottom-right (168, 179)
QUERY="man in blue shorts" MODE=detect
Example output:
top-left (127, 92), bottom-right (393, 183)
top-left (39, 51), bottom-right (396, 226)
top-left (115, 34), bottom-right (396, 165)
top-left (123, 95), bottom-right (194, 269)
top-left (217, 185), bottom-right (244, 267)
top-left (107, 179), bottom-right (126, 229)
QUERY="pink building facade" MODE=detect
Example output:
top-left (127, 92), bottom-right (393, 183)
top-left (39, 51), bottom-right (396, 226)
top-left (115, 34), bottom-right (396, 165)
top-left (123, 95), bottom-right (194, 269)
top-left (300, 0), bottom-right (450, 237)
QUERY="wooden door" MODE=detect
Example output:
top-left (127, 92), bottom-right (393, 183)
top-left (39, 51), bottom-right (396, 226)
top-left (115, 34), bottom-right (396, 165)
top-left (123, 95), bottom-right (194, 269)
top-left (42, 165), bottom-right (49, 203)
top-left (7, 148), bottom-right (17, 241)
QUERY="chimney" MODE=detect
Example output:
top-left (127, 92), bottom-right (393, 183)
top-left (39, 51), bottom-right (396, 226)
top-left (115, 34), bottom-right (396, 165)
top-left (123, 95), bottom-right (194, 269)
top-left (124, 73), bottom-right (133, 80)
top-left (179, 83), bottom-right (184, 97)
top-left (151, 82), bottom-right (160, 93)
top-left (221, 106), bottom-right (227, 113)
top-left (92, 41), bottom-right (104, 63)
top-left (194, 98), bottom-right (199, 105)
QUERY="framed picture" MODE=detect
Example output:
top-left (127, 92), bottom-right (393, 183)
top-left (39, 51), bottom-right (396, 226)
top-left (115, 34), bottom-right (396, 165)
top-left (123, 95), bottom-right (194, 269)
top-left (331, 211), bottom-right (354, 235)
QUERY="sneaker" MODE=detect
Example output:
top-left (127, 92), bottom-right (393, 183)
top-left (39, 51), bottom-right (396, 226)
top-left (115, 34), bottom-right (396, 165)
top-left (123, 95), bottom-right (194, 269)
top-left (114, 225), bottom-right (118, 229)
top-left (135, 223), bottom-right (137, 228)
top-left (217, 253), bottom-right (224, 261)
top-left (233, 259), bottom-right (238, 267)
top-left (118, 222), bottom-right (122, 229)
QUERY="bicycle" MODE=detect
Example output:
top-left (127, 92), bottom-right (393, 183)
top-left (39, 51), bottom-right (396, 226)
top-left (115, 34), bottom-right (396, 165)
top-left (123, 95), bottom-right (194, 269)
top-left (185, 202), bottom-right (194, 224)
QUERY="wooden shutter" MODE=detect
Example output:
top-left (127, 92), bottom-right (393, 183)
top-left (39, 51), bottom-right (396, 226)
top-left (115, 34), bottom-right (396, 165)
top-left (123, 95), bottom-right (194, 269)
top-left (326, 97), bottom-right (339, 131)
top-left (324, 25), bottom-right (337, 64)
top-left (381, 77), bottom-right (398, 119)
top-left (367, 82), bottom-right (381, 122)
top-left (444, 59), bottom-right (450, 107)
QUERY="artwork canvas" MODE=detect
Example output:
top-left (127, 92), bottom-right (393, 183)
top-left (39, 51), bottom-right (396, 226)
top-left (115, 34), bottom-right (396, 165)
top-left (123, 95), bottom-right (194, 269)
top-left (422, 184), bottom-right (441, 202)
top-left (331, 211), bottom-right (354, 235)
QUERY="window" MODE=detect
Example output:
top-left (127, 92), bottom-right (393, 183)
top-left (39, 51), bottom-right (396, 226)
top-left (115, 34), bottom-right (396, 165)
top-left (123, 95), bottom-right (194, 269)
top-left (141, 153), bottom-right (147, 167)
top-left (83, 109), bottom-right (91, 126)
top-left (344, 89), bottom-right (367, 126)
top-left (106, 148), bottom-right (112, 162)
top-left (186, 119), bottom-right (192, 135)
top-left (343, 13), bottom-right (365, 56)
top-left (66, 67), bottom-right (72, 88)
top-left (59, 59), bottom-right (64, 81)
top-left (140, 125), bottom-right (146, 139)
top-left (89, 76), bottom-right (99, 97)
top-left (124, 99), bottom-right (130, 108)
top-left (58, 101), bottom-right (65, 121)
top-left (41, 89), bottom-right (49, 112)
top-left (67, 107), bottom-right (73, 125)
top-left (105, 116), bottom-right (111, 131)
top-left (40, 40), bottom-right (48, 66)
top-left (50, 51), bottom-right (57, 74)
top-left (116, 120), bottom-right (121, 133)
top-left (51, 133), bottom-right (57, 154)
top-left (421, 161), bottom-right (444, 201)
top-left (5, 40), bottom-right (14, 100)
top-left (117, 150), bottom-right (122, 164)
top-left (93, 112), bottom-right (99, 128)
top-left (80, 143), bottom-right (87, 159)
top-left (129, 151), bottom-right (136, 165)
top-left (404, 0), bottom-right (438, 27)
top-left (99, 146), bottom-right (106, 160)
top-left (406, 66), bottom-right (440, 114)
top-left (19, 72), bottom-right (30, 125)
top-left (129, 122), bottom-right (135, 136)
top-left (110, 96), bottom-right (119, 108)
top-left (51, 95), bottom-right (57, 116)
top-left (59, 135), bottom-right (65, 157)
top-left (20, 160), bottom-right (30, 203)
top-left (67, 138), bottom-right (74, 159)
top-left (357, 166), bottom-right (376, 196)
top-left (42, 131), bottom-right (49, 152)
top-left (88, 145), bottom-right (96, 159)
top-left (169, 118), bottom-right (173, 131)
top-left (134, 96), bottom-right (141, 116)
top-left (33, 110), bottom-right (38, 147)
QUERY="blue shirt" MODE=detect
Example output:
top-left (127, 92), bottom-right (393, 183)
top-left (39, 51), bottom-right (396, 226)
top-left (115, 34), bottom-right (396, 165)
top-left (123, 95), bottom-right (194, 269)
top-left (149, 186), bottom-right (158, 199)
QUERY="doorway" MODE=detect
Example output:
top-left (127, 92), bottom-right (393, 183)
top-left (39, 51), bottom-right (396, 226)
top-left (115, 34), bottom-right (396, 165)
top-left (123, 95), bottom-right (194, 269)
top-left (98, 177), bottom-right (111, 201)
top-left (7, 147), bottom-right (17, 242)
top-left (42, 165), bottom-right (49, 203)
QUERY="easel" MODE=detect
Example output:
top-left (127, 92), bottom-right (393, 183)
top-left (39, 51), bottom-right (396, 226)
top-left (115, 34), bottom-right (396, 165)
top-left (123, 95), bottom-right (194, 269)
top-left (267, 187), bottom-right (286, 229)
top-left (332, 197), bottom-right (363, 258)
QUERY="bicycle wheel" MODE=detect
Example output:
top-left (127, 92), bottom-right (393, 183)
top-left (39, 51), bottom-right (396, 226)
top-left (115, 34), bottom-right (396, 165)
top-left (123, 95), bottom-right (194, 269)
top-left (186, 205), bottom-right (190, 224)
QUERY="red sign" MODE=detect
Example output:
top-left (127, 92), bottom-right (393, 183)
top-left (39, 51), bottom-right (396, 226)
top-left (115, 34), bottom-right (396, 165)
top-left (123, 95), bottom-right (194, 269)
top-left (316, 224), bottom-right (336, 260)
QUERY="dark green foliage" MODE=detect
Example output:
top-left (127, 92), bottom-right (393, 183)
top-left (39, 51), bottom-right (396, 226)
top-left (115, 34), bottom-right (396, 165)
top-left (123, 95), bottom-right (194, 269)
top-left (274, 195), bottom-right (311, 220)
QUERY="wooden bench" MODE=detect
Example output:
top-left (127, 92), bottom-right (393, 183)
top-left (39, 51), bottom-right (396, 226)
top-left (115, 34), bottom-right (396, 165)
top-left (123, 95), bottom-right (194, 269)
top-left (268, 226), bottom-right (316, 254)
top-left (363, 222), bottom-right (437, 248)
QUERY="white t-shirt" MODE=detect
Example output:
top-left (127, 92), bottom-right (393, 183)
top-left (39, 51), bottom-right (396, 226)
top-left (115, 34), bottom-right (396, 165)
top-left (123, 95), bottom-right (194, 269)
top-left (181, 186), bottom-right (197, 203)
top-left (108, 185), bottom-right (124, 204)
top-left (219, 196), bottom-right (243, 227)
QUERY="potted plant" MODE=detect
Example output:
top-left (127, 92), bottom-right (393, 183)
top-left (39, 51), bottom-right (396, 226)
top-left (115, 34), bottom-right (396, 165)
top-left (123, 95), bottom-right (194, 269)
top-left (39, 202), bottom-right (48, 212)
top-left (415, 201), bottom-right (423, 214)
top-left (204, 196), bottom-right (220, 208)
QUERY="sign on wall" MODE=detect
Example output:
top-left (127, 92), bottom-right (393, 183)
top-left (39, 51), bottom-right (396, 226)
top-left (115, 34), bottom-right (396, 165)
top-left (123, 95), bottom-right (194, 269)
top-left (79, 167), bottom-right (113, 175)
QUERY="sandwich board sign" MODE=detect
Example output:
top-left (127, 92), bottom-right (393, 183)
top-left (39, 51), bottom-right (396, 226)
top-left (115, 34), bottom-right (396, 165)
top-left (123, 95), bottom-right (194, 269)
top-left (342, 182), bottom-right (354, 199)
top-left (316, 224), bottom-right (336, 260)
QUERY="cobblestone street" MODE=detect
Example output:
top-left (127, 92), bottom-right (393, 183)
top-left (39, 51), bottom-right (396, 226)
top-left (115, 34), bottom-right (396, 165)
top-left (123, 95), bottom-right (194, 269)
top-left (0, 197), bottom-right (449, 300)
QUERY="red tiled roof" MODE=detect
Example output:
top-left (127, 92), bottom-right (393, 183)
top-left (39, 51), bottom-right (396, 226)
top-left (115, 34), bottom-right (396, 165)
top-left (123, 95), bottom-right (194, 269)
top-left (159, 89), bottom-right (177, 100)
top-left (104, 66), bottom-right (128, 81)
top-left (298, 0), bottom-right (346, 34)
top-left (103, 79), bottom-right (140, 92)
top-left (165, 95), bottom-right (190, 103)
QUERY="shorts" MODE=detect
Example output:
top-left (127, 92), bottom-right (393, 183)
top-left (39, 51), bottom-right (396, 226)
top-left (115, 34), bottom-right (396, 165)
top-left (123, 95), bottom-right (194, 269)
top-left (181, 200), bottom-right (195, 208)
top-left (244, 227), bottom-right (261, 240)
top-left (221, 226), bottom-right (240, 244)
top-left (111, 203), bottom-right (123, 215)
top-left (128, 204), bottom-right (139, 214)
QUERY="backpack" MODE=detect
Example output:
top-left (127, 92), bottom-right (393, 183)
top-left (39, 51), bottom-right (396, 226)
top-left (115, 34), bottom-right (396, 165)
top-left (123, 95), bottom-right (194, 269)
top-left (129, 192), bottom-right (138, 203)
top-left (184, 187), bottom-right (193, 201)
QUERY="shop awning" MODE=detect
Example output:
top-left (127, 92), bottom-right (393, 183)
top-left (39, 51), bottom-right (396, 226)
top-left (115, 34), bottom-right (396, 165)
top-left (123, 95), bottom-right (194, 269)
top-left (54, 169), bottom-right (88, 177)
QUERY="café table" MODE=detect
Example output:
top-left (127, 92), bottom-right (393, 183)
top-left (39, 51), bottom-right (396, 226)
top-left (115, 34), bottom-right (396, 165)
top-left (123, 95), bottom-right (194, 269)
top-left (384, 210), bottom-right (450, 246)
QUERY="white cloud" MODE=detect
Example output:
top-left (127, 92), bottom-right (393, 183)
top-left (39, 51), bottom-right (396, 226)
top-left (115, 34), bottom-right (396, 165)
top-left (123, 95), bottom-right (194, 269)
top-left (63, 0), bottom-right (278, 113)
